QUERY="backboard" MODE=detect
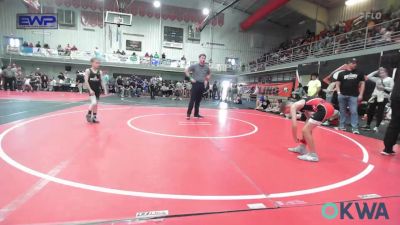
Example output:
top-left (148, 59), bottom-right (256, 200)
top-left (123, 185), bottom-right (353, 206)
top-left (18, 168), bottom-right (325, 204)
top-left (105, 11), bottom-right (132, 26)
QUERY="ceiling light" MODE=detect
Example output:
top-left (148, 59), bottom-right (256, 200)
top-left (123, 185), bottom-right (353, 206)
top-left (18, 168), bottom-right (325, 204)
top-left (202, 8), bottom-right (210, 15)
top-left (345, 0), bottom-right (367, 6)
top-left (153, 0), bottom-right (161, 8)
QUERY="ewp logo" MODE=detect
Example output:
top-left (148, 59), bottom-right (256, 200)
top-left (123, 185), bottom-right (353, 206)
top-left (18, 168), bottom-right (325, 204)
top-left (17, 13), bottom-right (58, 29)
top-left (322, 202), bottom-right (389, 220)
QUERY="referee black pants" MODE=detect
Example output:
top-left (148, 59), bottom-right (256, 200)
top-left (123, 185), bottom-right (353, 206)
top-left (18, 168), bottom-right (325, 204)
top-left (149, 85), bottom-right (156, 99)
top-left (187, 82), bottom-right (204, 116)
top-left (384, 99), bottom-right (400, 152)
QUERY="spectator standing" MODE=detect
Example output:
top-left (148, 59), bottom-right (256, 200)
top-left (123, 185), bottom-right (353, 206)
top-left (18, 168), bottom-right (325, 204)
top-left (336, 58), bottom-right (365, 134)
top-left (102, 71), bottom-right (110, 91)
top-left (2, 65), bottom-right (16, 91)
top-left (362, 67), bottom-right (394, 132)
top-left (185, 80), bottom-right (192, 98)
top-left (76, 71), bottom-right (85, 94)
top-left (323, 64), bottom-right (349, 103)
top-left (149, 76), bottom-right (158, 100)
top-left (307, 72), bottom-right (321, 97)
top-left (381, 68), bottom-right (400, 155)
top-left (212, 81), bottom-right (219, 100)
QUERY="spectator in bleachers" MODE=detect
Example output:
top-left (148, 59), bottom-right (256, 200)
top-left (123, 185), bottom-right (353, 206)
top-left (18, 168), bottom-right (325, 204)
top-left (94, 47), bottom-right (101, 58)
top-left (22, 41), bottom-right (28, 47)
top-left (35, 41), bottom-right (41, 48)
top-left (256, 94), bottom-right (270, 111)
top-left (23, 74), bottom-right (33, 92)
top-left (43, 43), bottom-right (50, 49)
top-left (161, 83), bottom-right (168, 97)
top-left (173, 80), bottom-right (183, 100)
top-left (48, 77), bottom-right (56, 92)
top-left (57, 44), bottom-right (64, 54)
top-left (162, 53), bottom-right (166, 59)
top-left (336, 58), bottom-right (365, 134)
top-left (58, 72), bottom-right (65, 83)
top-left (28, 42), bottom-right (33, 48)
top-left (292, 83), bottom-right (307, 99)
top-left (71, 45), bottom-right (78, 51)
top-left (76, 71), bottom-right (85, 94)
top-left (145, 52), bottom-right (150, 57)
top-left (248, 10), bottom-right (400, 69)
top-left (65, 44), bottom-right (71, 56)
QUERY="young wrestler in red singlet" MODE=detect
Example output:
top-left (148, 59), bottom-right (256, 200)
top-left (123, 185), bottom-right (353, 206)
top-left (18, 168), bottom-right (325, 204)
top-left (281, 98), bottom-right (338, 162)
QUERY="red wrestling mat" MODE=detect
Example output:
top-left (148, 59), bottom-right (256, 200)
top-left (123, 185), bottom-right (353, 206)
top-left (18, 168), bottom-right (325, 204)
top-left (0, 105), bottom-right (398, 224)
top-left (0, 91), bottom-right (89, 102)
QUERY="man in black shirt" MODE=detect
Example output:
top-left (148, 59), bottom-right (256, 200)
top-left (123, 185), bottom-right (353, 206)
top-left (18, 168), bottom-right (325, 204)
top-left (382, 68), bottom-right (400, 155)
top-left (336, 58), bottom-right (365, 134)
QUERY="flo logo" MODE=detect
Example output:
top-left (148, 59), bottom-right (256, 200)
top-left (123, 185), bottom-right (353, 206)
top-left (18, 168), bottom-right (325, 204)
top-left (322, 202), bottom-right (389, 220)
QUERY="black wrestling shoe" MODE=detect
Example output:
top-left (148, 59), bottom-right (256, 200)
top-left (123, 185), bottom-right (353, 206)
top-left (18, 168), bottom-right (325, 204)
top-left (186, 114), bottom-right (190, 120)
top-left (194, 115), bottom-right (204, 119)
top-left (92, 116), bottom-right (99, 123)
top-left (86, 114), bottom-right (92, 123)
top-left (360, 125), bottom-right (371, 131)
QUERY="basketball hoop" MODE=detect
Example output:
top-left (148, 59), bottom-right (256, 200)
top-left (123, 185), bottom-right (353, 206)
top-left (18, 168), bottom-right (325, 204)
top-left (116, 0), bottom-right (133, 13)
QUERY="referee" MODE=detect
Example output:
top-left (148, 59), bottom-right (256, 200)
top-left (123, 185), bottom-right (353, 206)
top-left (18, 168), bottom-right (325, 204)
top-left (185, 53), bottom-right (211, 120)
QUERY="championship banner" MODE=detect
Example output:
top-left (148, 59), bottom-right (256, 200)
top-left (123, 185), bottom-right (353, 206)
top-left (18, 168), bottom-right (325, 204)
top-left (244, 82), bottom-right (293, 97)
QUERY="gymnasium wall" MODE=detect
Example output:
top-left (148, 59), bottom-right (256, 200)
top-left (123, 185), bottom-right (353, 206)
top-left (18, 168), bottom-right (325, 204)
top-left (0, 0), bottom-right (288, 65)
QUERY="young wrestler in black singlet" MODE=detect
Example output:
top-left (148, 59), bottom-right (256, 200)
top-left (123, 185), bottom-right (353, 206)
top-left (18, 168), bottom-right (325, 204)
top-left (85, 58), bottom-right (107, 123)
